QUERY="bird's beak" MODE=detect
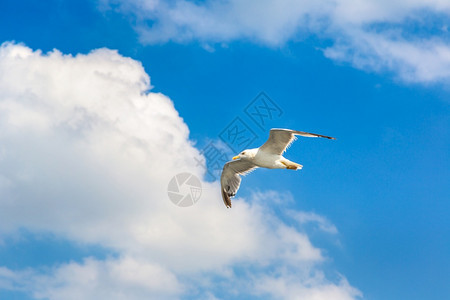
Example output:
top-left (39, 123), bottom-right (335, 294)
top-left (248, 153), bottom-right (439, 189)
top-left (232, 155), bottom-right (240, 160)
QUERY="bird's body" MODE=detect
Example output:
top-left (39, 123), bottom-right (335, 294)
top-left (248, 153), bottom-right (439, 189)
top-left (254, 150), bottom-right (284, 169)
top-left (242, 149), bottom-right (299, 169)
top-left (220, 128), bottom-right (335, 208)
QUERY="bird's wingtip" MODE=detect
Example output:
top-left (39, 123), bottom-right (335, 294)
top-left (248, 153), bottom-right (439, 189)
top-left (221, 188), bottom-right (232, 208)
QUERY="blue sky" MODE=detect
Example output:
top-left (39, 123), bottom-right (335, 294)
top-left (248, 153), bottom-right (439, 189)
top-left (0, 0), bottom-right (449, 299)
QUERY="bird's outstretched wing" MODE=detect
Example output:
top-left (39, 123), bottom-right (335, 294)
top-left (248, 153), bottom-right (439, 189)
top-left (220, 160), bottom-right (257, 208)
top-left (259, 128), bottom-right (335, 155)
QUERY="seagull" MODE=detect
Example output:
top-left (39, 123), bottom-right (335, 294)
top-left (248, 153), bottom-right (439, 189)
top-left (220, 128), bottom-right (335, 208)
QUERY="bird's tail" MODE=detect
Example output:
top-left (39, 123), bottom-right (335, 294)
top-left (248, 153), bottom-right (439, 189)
top-left (289, 162), bottom-right (303, 170)
top-left (281, 159), bottom-right (303, 170)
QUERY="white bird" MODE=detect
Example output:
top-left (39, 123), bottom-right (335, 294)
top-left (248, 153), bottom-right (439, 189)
top-left (220, 128), bottom-right (335, 208)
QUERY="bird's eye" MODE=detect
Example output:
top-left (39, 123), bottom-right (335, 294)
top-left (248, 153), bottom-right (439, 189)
top-left (242, 152), bottom-right (246, 155)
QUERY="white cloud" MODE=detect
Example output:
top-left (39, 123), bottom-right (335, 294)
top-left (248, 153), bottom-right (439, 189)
top-left (102, 0), bottom-right (330, 46)
top-left (254, 272), bottom-right (362, 300)
top-left (34, 257), bottom-right (182, 300)
top-left (324, 31), bottom-right (450, 83)
top-left (291, 211), bottom-right (338, 234)
top-left (0, 42), bottom-right (360, 299)
top-left (3, 258), bottom-right (182, 300)
top-left (102, 0), bottom-right (450, 83)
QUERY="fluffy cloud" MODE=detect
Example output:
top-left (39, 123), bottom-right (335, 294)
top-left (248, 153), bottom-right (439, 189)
top-left (290, 211), bottom-right (338, 234)
top-left (100, 0), bottom-right (331, 45)
top-left (324, 31), bottom-right (450, 83)
top-left (254, 273), bottom-right (361, 300)
top-left (0, 42), bottom-right (360, 299)
top-left (1, 257), bottom-right (182, 300)
top-left (102, 0), bottom-right (450, 83)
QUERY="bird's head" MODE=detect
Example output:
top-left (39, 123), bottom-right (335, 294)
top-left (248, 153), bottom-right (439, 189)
top-left (232, 148), bottom-right (257, 161)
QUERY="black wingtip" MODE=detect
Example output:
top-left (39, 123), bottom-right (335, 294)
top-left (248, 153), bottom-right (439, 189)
top-left (221, 188), bottom-right (232, 208)
top-left (319, 134), bottom-right (336, 140)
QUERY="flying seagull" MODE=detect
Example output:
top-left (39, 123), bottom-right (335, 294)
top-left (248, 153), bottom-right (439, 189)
top-left (220, 128), bottom-right (335, 208)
